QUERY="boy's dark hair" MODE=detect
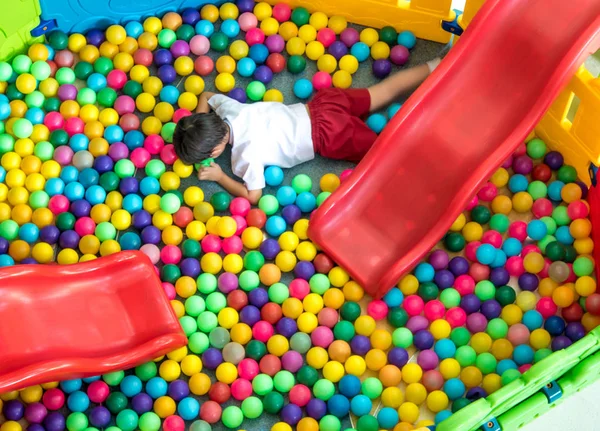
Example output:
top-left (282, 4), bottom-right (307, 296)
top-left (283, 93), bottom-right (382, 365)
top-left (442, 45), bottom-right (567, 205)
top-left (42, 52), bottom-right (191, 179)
top-left (173, 112), bottom-right (228, 164)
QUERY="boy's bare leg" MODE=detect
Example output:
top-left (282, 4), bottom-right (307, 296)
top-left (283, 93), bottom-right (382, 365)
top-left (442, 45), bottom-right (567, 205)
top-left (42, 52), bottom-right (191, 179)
top-left (367, 62), bottom-right (434, 113)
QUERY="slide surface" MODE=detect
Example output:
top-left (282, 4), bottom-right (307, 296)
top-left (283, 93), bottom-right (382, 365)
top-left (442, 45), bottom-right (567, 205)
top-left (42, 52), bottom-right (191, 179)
top-left (0, 251), bottom-right (187, 392)
top-left (308, 0), bottom-right (600, 298)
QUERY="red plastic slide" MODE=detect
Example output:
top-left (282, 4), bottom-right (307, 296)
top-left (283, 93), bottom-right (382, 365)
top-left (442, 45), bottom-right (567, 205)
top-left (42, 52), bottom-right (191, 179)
top-left (309, 0), bottom-right (600, 298)
top-left (0, 251), bottom-right (187, 392)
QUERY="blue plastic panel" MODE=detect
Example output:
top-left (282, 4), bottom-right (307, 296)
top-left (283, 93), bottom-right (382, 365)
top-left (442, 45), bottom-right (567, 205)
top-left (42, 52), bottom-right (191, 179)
top-left (39, 0), bottom-right (226, 34)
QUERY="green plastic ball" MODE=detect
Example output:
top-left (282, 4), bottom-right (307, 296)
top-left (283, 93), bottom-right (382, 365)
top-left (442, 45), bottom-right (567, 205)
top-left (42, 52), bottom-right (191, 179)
top-left (103, 371), bottom-right (125, 387)
top-left (356, 415), bottom-right (378, 431)
top-left (495, 285), bottom-right (516, 306)
top-left (361, 377), bottom-right (383, 399)
top-left (380, 26), bottom-right (398, 45)
top-left (274, 370), bottom-right (295, 392)
top-left (290, 332), bottom-right (311, 354)
top-left (392, 327), bottom-right (413, 348)
top-left (25, 91), bottom-right (45, 108)
top-left (292, 174), bottom-right (312, 193)
top-left (185, 296), bottom-right (206, 317)
top-left (50, 130), bottom-right (69, 147)
top-left (114, 159), bottom-right (135, 178)
top-left (490, 213), bottom-right (510, 233)
top-left (557, 165), bottom-right (577, 183)
top-left (77, 88), bottom-right (97, 106)
top-left (552, 206), bottom-right (571, 226)
top-left (418, 281), bottom-right (439, 301)
top-left (44, 97), bottom-right (61, 112)
top-left (252, 373), bottom-right (273, 395)
top-left (268, 282), bottom-right (289, 304)
top-left (30, 190), bottom-right (50, 209)
top-left (138, 412), bottom-right (161, 431)
top-left (13, 118), bottom-right (33, 138)
top-left (247, 80), bottom-right (266, 101)
top-left (340, 301), bottom-right (361, 321)
top-left (291, 7), bottom-right (310, 26)
top-left (197, 273), bottom-right (218, 294)
top-left (540, 216), bottom-right (557, 235)
top-left (564, 245), bottom-right (577, 263)
top-left (210, 191), bottom-right (231, 211)
top-left (0, 61), bottom-right (13, 81)
top-left (452, 397), bottom-right (471, 413)
top-left (158, 29), bottom-right (177, 47)
top-left (116, 409), bottom-right (138, 431)
top-left (444, 232), bottom-right (465, 252)
top-left (160, 193), bottom-right (181, 214)
top-left (182, 239), bottom-right (201, 257)
top-left (526, 138), bottom-right (547, 159)
top-left (573, 256), bottom-right (594, 276)
top-left (12, 54), bottom-right (32, 74)
top-left (56, 212), bottom-right (76, 230)
top-left (450, 327), bottom-right (471, 347)
top-left (94, 57), bottom-right (114, 76)
top-left (177, 24), bottom-right (196, 42)
top-left (31, 61), bottom-right (51, 81)
top-left (188, 332), bottom-right (210, 353)
top-left (161, 264), bottom-right (181, 283)
top-left (545, 241), bottom-right (566, 261)
top-left (98, 88), bottom-right (117, 107)
top-left (474, 280), bottom-right (496, 301)
top-left (34, 141), bottom-right (54, 160)
top-left (333, 320), bottom-right (356, 341)
top-left (287, 55), bottom-right (306, 73)
top-left (316, 191), bottom-right (331, 206)
top-left (471, 205), bottom-right (491, 224)
top-left (74, 61), bottom-right (94, 80)
top-left (161, 122), bottom-right (176, 143)
top-left (96, 222), bottom-right (117, 241)
top-left (205, 292), bottom-right (227, 313)
top-left (258, 194), bottom-right (279, 215)
top-left (440, 288), bottom-right (461, 308)
top-left (387, 307), bottom-right (408, 328)
top-left (99, 172), bottom-right (120, 191)
top-left (309, 273), bottom-right (330, 294)
top-left (145, 159), bottom-right (166, 178)
top-left (241, 396), bottom-right (263, 419)
top-left (534, 348), bottom-right (553, 363)
top-left (527, 180), bottom-right (547, 199)
top-left (222, 406), bottom-right (243, 429)
top-left (455, 345), bottom-right (477, 367)
top-left (210, 32), bottom-right (229, 52)
top-left (314, 379), bottom-right (336, 400)
top-left (197, 311), bottom-right (217, 332)
top-left (486, 318), bottom-right (508, 339)
top-left (48, 30), bottom-right (69, 50)
top-left (105, 391), bottom-right (128, 414)
top-left (501, 369), bottom-right (521, 386)
top-left (134, 361), bottom-right (157, 381)
top-left (297, 365), bottom-right (319, 386)
top-left (0, 135), bottom-right (15, 153)
top-left (123, 81), bottom-right (143, 98)
top-left (55, 67), bottom-right (76, 84)
top-left (538, 235), bottom-right (556, 254)
top-left (475, 352), bottom-right (497, 374)
top-left (66, 412), bottom-right (88, 431)
top-left (238, 270), bottom-right (259, 291)
top-left (263, 391), bottom-right (284, 414)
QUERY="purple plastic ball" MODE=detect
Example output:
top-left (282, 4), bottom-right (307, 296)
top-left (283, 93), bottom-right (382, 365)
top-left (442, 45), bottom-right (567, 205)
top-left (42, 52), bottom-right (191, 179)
top-left (132, 210), bottom-right (152, 229)
top-left (259, 238), bottom-right (280, 260)
top-left (40, 225), bottom-right (60, 244)
top-left (294, 261), bottom-right (315, 280)
top-left (157, 65), bottom-right (177, 84)
top-left (552, 335), bottom-right (572, 351)
top-left (59, 230), bottom-right (80, 249)
top-left (229, 88), bottom-right (247, 103)
top-left (390, 45), bottom-right (410, 65)
top-left (276, 317), bottom-right (298, 338)
top-left (237, 0), bottom-right (255, 13)
top-left (434, 269), bottom-right (454, 289)
top-left (170, 40), bottom-right (190, 58)
top-left (350, 334), bottom-right (371, 355)
top-left (577, 181), bottom-right (588, 199)
top-left (240, 305), bottom-right (261, 326)
top-left (25, 403), bottom-right (47, 424)
top-left (489, 267), bottom-right (510, 286)
top-left (0, 237), bottom-right (8, 254)
top-left (328, 41), bottom-right (348, 60)
top-left (89, 406), bottom-right (111, 428)
top-left (512, 155), bottom-right (534, 175)
top-left (406, 315), bottom-right (429, 333)
top-left (518, 272), bottom-right (539, 291)
top-left (93, 155), bottom-right (114, 173)
top-left (44, 411), bottom-right (66, 431)
top-left (373, 59), bottom-right (392, 78)
top-left (429, 250), bottom-right (449, 270)
top-left (168, 379), bottom-right (190, 401)
top-left (86, 29), bottom-right (105, 47)
top-left (154, 49), bottom-right (173, 67)
top-left (265, 34), bottom-right (285, 53)
top-left (182, 8), bottom-right (201, 25)
top-left (282, 204), bottom-right (302, 225)
top-left (413, 330), bottom-right (434, 350)
top-left (29, 424), bottom-right (46, 431)
top-left (71, 199), bottom-right (91, 217)
top-left (108, 142), bottom-right (129, 161)
top-left (141, 225), bottom-right (161, 244)
top-left (448, 256), bottom-right (469, 276)
top-left (248, 287), bottom-right (269, 308)
top-left (281, 350), bottom-right (303, 372)
top-left (58, 84), bottom-right (77, 101)
top-left (340, 28), bottom-right (360, 47)
top-left (21, 257), bottom-right (38, 264)
top-left (565, 322), bottom-right (586, 342)
top-left (481, 299), bottom-right (502, 320)
top-left (544, 151), bottom-right (564, 170)
top-left (119, 177), bottom-right (139, 195)
top-left (305, 398), bottom-right (327, 419)
top-left (281, 403), bottom-right (302, 425)
top-left (180, 257), bottom-right (201, 278)
top-left (254, 65), bottom-right (273, 84)
top-left (3, 399), bottom-right (25, 420)
top-left (417, 349), bottom-right (439, 371)
top-left (388, 347), bottom-right (409, 367)
top-left (461, 294), bottom-right (482, 314)
top-left (202, 348), bottom-right (223, 369)
top-left (131, 393), bottom-right (153, 414)
top-left (466, 387), bottom-right (487, 400)
top-left (218, 272), bottom-right (239, 293)
top-left (466, 312), bottom-right (488, 333)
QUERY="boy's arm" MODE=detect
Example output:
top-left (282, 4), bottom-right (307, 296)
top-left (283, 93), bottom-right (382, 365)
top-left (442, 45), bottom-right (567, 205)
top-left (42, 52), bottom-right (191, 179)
top-left (196, 91), bottom-right (216, 113)
top-left (198, 162), bottom-right (263, 205)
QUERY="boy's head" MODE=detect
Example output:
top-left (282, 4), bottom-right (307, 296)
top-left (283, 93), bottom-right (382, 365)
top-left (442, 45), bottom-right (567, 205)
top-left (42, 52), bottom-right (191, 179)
top-left (173, 112), bottom-right (229, 165)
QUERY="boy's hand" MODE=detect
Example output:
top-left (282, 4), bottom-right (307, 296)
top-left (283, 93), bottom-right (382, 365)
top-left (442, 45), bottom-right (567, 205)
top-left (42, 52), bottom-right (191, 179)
top-left (198, 162), bottom-right (223, 182)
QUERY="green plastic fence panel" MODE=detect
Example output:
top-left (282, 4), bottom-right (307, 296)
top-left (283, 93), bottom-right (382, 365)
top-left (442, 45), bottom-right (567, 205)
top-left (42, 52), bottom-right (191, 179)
top-left (0, 0), bottom-right (44, 62)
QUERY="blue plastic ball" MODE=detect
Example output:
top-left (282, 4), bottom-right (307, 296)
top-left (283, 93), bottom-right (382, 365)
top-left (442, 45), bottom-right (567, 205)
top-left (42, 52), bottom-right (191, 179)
top-left (0, 101), bottom-right (10, 120)
top-left (19, 223), bottom-right (40, 243)
top-left (490, 249), bottom-right (507, 268)
top-left (387, 103), bottom-right (402, 118)
top-left (296, 192), bottom-right (316, 213)
top-left (443, 378), bottom-right (465, 400)
top-left (501, 237), bottom-right (522, 256)
top-left (70, 134), bottom-right (90, 151)
top-left (513, 344), bottom-right (534, 366)
top-left (434, 339), bottom-right (456, 360)
top-left (237, 58), bottom-right (257, 77)
top-left (293, 79), bottom-right (313, 99)
top-left (350, 394), bottom-right (372, 417)
top-left (104, 125), bottom-right (124, 144)
top-left (221, 19), bottom-right (240, 38)
top-left (85, 185), bottom-right (107, 205)
top-left (547, 181), bottom-right (565, 201)
top-left (327, 394), bottom-right (350, 418)
top-left (123, 194), bottom-right (143, 213)
top-left (177, 397), bottom-right (200, 420)
top-left (397, 31), bottom-right (416, 49)
top-left (526, 220), bottom-right (547, 241)
top-left (124, 130), bottom-right (144, 150)
top-left (60, 379), bottom-right (82, 393)
top-left (249, 44), bottom-right (269, 64)
top-left (195, 20), bottom-right (214, 37)
top-left (79, 168), bottom-right (99, 188)
top-left (25, 107), bottom-right (45, 124)
top-left (476, 244), bottom-right (497, 265)
top-left (522, 310), bottom-right (543, 330)
top-left (60, 166), bottom-right (79, 183)
top-left (120, 232), bottom-right (142, 250)
top-left (265, 216), bottom-right (287, 237)
top-left (67, 391), bottom-right (90, 412)
top-left (496, 359), bottom-right (518, 375)
top-left (508, 174), bottom-right (528, 193)
top-left (64, 182), bottom-right (85, 201)
top-left (146, 377), bottom-right (168, 399)
top-left (0, 167), bottom-right (5, 182)
top-left (120, 375), bottom-right (143, 398)
top-left (45, 45), bottom-right (55, 60)
top-left (555, 225), bottom-right (574, 244)
top-left (377, 407), bottom-right (399, 428)
top-left (276, 186), bottom-right (297, 206)
top-left (140, 177), bottom-right (160, 196)
top-left (264, 166), bottom-right (284, 186)
top-left (544, 316), bottom-right (566, 336)
top-left (45, 178), bottom-right (65, 196)
top-left (0, 255), bottom-right (15, 267)
top-left (338, 375), bottom-right (361, 398)
top-left (366, 113), bottom-right (387, 133)
top-left (83, 376), bottom-right (101, 383)
top-left (383, 288), bottom-right (404, 307)
top-left (414, 262), bottom-right (435, 282)
top-left (125, 21), bottom-right (144, 38)
top-left (87, 73), bottom-right (107, 91)
top-left (435, 410), bottom-right (453, 424)
top-left (160, 86), bottom-right (180, 104)
top-left (350, 42), bottom-right (370, 62)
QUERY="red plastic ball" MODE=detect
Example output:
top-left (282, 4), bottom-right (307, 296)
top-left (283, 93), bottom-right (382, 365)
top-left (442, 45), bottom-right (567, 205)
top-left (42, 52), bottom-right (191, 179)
top-left (314, 253), bottom-right (334, 274)
top-left (312, 71), bottom-right (332, 90)
top-left (130, 147), bottom-right (151, 168)
top-left (65, 117), bottom-right (84, 135)
top-left (87, 380), bottom-right (110, 403)
top-left (339, 169), bottom-right (353, 182)
top-left (424, 300), bottom-right (445, 321)
top-left (208, 382), bottom-right (231, 403)
top-left (464, 241), bottom-right (480, 262)
top-left (367, 299), bottom-right (388, 320)
top-left (42, 388), bottom-right (65, 410)
top-left (200, 401), bottom-right (222, 424)
top-left (536, 297), bottom-right (558, 319)
top-left (289, 384), bottom-right (311, 407)
top-left (585, 294), bottom-right (600, 316)
top-left (114, 95), bottom-right (136, 115)
top-left (532, 163), bottom-right (552, 182)
top-left (259, 354), bottom-right (282, 376)
top-left (253, 320), bottom-right (275, 342)
top-left (230, 197), bottom-right (251, 216)
top-left (133, 48), bottom-right (154, 66)
top-left (261, 302), bottom-right (283, 324)
top-left (454, 274), bottom-right (475, 296)
top-left (266, 53), bottom-right (286, 73)
top-left (465, 195), bottom-right (478, 211)
top-left (508, 221), bottom-right (528, 241)
top-left (469, 263), bottom-right (490, 282)
top-left (567, 200), bottom-right (589, 220)
top-left (107, 69), bottom-right (127, 90)
top-left (532, 198), bottom-right (553, 218)
top-left (161, 244), bottom-right (182, 264)
top-left (194, 56), bottom-right (214, 76)
top-left (562, 302), bottom-right (583, 322)
top-left (521, 244), bottom-right (541, 256)
top-left (222, 235), bottom-right (243, 254)
top-left (246, 208), bottom-right (267, 228)
top-left (422, 370), bottom-right (444, 392)
top-left (144, 134), bottom-right (165, 155)
top-left (227, 289), bottom-right (248, 310)
top-left (403, 295), bottom-right (424, 317)
top-left (202, 234), bottom-right (222, 253)
top-left (119, 113), bottom-right (140, 132)
top-left (231, 378), bottom-right (253, 400)
top-left (481, 231), bottom-right (502, 247)
top-left (506, 256), bottom-right (525, 277)
top-left (163, 416), bottom-right (185, 431)
top-left (477, 182), bottom-right (497, 201)
top-left (246, 28), bottom-right (265, 46)
top-left (48, 195), bottom-right (70, 215)
top-left (232, 215), bottom-right (247, 236)
top-left (289, 278), bottom-right (310, 299)
top-left (173, 207), bottom-right (193, 228)
top-left (272, 3), bottom-right (292, 22)
top-left (160, 144), bottom-right (178, 165)
top-left (446, 307), bottom-right (467, 327)
top-left (55, 50), bottom-right (74, 67)
top-left (173, 109), bottom-right (192, 123)
top-left (238, 358), bottom-right (260, 380)
top-left (44, 111), bottom-right (65, 131)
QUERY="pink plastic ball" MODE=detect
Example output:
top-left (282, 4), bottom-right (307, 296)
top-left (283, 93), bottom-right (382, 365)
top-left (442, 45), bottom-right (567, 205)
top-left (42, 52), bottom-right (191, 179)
top-left (133, 49), bottom-right (153, 66)
top-left (446, 307), bottom-right (467, 328)
top-left (481, 231), bottom-right (502, 248)
top-left (507, 323), bottom-right (530, 346)
top-left (238, 12), bottom-right (259, 31)
top-left (55, 50), bottom-right (74, 67)
top-left (567, 200), bottom-right (589, 220)
top-left (232, 215), bottom-right (247, 236)
top-left (289, 384), bottom-right (311, 407)
top-left (108, 142), bottom-right (129, 161)
top-left (107, 69), bottom-right (127, 90)
top-left (506, 256), bottom-right (525, 277)
top-left (424, 300), bottom-right (445, 321)
top-left (141, 243), bottom-right (160, 264)
top-left (195, 56), bottom-right (214, 76)
top-left (160, 144), bottom-right (178, 165)
top-left (130, 148), bottom-right (151, 168)
top-left (477, 182), bottom-right (497, 201)
top-left (367, 300), bottom-right (388, 320)
top-left (502, 155), bottom-right (513, 169)
top-left (231, 378), bottom-right (253, 400)
top-left (521, 244), bottom-right (541, 256)
top-left (508, 221), bottom-right (528, 241)
top-left (74, 217), bottom-right (96, 236)
top-left (238, 358), bottom-right (260, 380)
top-left (42, 388), bottom-right (65, 410)
top-left (465, 241), bottom-right (480, 262)
top-left (566, 263), bottom-right (577, 283)
top-left (532, 198), bottom-right (553, 218)
top-left (54, 146), bottom-right (74, 165)
top-left (313, 71), bottom-right (332, 90)
top-left (340, 28), bottom-right (360, 47)
top-left (87, 381), bottom-right (110, 403)
top-left (190, 35), bottom-right (210, 56)
top-left (339, 169), bottom-right (353, 182)
top-left (469, 263), bottom-right (490, 282)
top-left (222, 235), bottom-right (243, 254)
top-left (289, 279), bottom-right (310, 299)
top-left (44, 111), bottom-right (64, 131)
top-left (318, 307), bottom-right (339, 328)
top-left (539, 258), bottom-right (551, 279)
top-left (317, 28), bottom-right (336, 48)
top-left (536, 297), bottom-right (558, 319)
top-left (173, 109), bottom-right (192, 123)
top-left (162, 282), bottom-right (176, 300)
top-left (265, 34), bottom-right (285, 53)
top-left (218, 272), bottom-right (239, 293)
top-left (144, 134), bottom-right (165, 155)
top-left (281, 350), bottom-right (304, 372)
top-left (65, 117), bottom-right (84, 135)
top-left (252, 320), bottom-right (274, 342)
top-left (202, 234), bottom-right (222, 253)
top-left (404, 295), bottom-right (424, 317)
top-left (465, 195), bottom-right (479, 211)
top-left (246, 28), bottom-right (265, 46)
top-left (514, 143), bottom-right (527, 156)
top-left (161, 244), bottom-right (182, 264)
top-left (114, 95), bottom-right (135, 115)
top-left (230, 197), bottom-right (251, 216)
top-left (455, 274), bottom-right (475, 296)
top-left (519, 364), bottom-right (531, 373)
top-left (311, 326), bottom-right (334, 348)
top-left (163, 415), bottom-right (185, 431)
top-left (119, 113), bottom-right (140, 132)
top-left (390, 45), bottom-right (409, 65)
top-left (272, 3), bottom-right (292, 22)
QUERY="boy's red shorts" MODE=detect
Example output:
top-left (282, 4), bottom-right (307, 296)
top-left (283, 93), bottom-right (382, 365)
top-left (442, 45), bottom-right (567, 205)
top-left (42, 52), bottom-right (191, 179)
top-left (308, 88), bottom-right (378, 163)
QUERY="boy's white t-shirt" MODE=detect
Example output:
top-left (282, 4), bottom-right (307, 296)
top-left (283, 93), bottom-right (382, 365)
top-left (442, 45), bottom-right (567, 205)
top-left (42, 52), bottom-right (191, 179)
top-left (208, 95), bottom-right (314, 190)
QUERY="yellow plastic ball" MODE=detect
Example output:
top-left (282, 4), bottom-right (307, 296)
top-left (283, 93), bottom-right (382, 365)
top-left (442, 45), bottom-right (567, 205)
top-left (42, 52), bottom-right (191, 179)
top-left (113, 52), bottom-right (135, 73)
top-left (402, 363), bottom-right (423, 384)
top-left (398, 402), bottom-right (419, 424)
top-left (282, 298), bottom-right (303, 319)
top-left (80, 45), bottom-right (100, 63)
top-left (332, 70), bottom-right (352, 89)
top-left (216, 362), bottom-right (238, 384)
top-left (154, 396), bottom-right (176, 418)
top-left (31, 208), bottom-right (53, 228)
top-left (99, 41), bottom-right (119, 59)
top-left (28, 43), bottom-right (49, 61)
top-left (6, 169), bottom-right (26, 187)
top-left (275, 250), bottom-right (297, 272)
top-left (263, 89), bottom-right (284, 102)
top-left (105, 191), bottom-right (123, 211)
top-left (223, 253), bottom-right (243, 273)
top-left (574, 238), bottom-right (594, 255)
top-left (308, 12), bottom-right (328, 30)
top-left (316, 54), bottom-right (337, 73)
top-left (142, 195), bottom-right (159, 214)
top-left (512, 191), bottom-right (533, 213)
top-left (328, 16), bottom-right (347, 34)
top-left (303, 293), bottom-right (324, 314)
top-left (201, 4), bottom-right (220, 22)
top-left (106, 25), bottom-right (127, 45)
top-left (501, 304), bottom-right (523, 325)
top-left (159, 359), bottom-right (181, 381)
top-left (57, 248), bottom-right (79, 265)
top-left (166, 346), bottom-right (188, 362)
top-left (163, 225), bottom-right (183, 246)
top-left (178, 92), bottom-right (198, 111)
top-left (462, 221), bottom-right (483, 242)
top-left (523, 252), bottom-right (545, 274)
top-left (365, 349), bottom-right (387, 371)
top-left (371, 41), bottom-right (391, 60)
top-left (471, 332), bottom-right (492, 354)
top-left (360, 28), bottom-right (379, 46)
top-left (229, 40), bottom-right (249, 60)
top-left (231, 322), bottom-right (252, 344)
top-left (491, 339), bottom-right (513, 360)
top-left (279, 22), bottom-right (298, 41)
top-left (405, 383), bottom-right (427, 405)
top-left (296, 241), bottom-right (317, 261)
top-left (323, 288), bottom-right (345, 309)
top-left (201, 252), bottom-right (223, 274)
top-left (267, 334), bottom-right (289, 356)
top-left (355, 315), bottom-right (376, 336)
top-left (138, 32), bottom-right (158, 50)
top-left (25, 173), bottom-right (45, 192)
top-left (119, 37), bottom-right (139, 54)
top-left (299, 24), bottom-right (317, 43)
top-left (382, 387), bottom-right (404, 409)
top-left (516, 291), bottom-right (537, 311)
top-left (174, 56), bottom-right (194, 76)
top-left (159, 172), bottom-right (181, 191)
top-left (183, 76), bottom-right (205, 96)
top-left (286, 37), bottom-right (306, 56)
top-left (253, 2), bottom-right (272, 20)
top-left (136, 92), bottom-right (156, 113)
top-left (342, 281), bottom-right (364, 301)
top-left (261, 17), bottom-right (280, 36)
top-left (181, 355), bottom-right (202, 376)
top-left (99, 239), bottom-right (121, 256)
top-left (482, 373), bottom-right (502, 395)
top-left (20, 385), bottom-right (43, 403)
top-left (293, 219), bottom-right (309, 239)
top-left (323, 360), bottom-right (345, 382)
top-left (153, 102), bottom-right (174, 123)
top-left (183, 186), bottom-right (204, 206)
top-left (220, 2), bottom-right (239, 20)
top-left (306, 346), bottom-right (328, 369)
top-left (193, 201), bottom-right (214, 222)
top-left (242, 226), bottom-right (263, 248)
top-left (16, 74), bottom-right (37, 95)
top-left (215, 73), bottom-right (236, 93)
top-left (39, 78), bottom-right (58, 97)
top-left (79, 235), bottom-right (100, 255)
top-left (218, 307), bottom-right (239, 329)
top-left (491, 167), bottom-right (510, 187)
top-left (189, 373), bottom-right (211, 395)
top-left (297, 312), bottom-right (319, 334)
top-left (305, 41), bottom-right (325, 61)
top-left (0, 421), bottom-right (22, 431)
top-left (152, 211), bottom-right (173, 230)
top-left (143, 16), bottom-right (163, 34)
top-left (130, 64), bottom-right (150, 83)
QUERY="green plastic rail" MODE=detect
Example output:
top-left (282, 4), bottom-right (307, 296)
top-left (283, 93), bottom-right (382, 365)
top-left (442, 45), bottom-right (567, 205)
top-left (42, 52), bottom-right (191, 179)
top-left (437, 326), bottom-right (600, 431)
